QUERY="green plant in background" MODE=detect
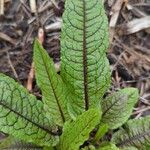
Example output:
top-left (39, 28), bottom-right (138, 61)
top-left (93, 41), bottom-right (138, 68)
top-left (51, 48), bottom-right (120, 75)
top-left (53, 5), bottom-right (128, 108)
top-left (0, 0), bottom-right (149, 150)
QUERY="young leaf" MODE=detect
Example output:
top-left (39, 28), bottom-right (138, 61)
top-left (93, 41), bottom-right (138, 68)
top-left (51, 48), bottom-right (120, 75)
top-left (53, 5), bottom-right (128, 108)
top-left (34, 39), bottom-right (70, 126)
top-left (59, 109), bottom-right (101, 150)
top-left (61, 0), bottom-right (111, 115)
top-left (93, 124), bottom-right (108, 143)
top-left (0, 74), bottom-right (59, 147)
top-left (112, 116), bottom-right (150, 149)
top-left (101, 88), bottom-right (139, 129)
top-left (81, 145), bottom-right (96, 150)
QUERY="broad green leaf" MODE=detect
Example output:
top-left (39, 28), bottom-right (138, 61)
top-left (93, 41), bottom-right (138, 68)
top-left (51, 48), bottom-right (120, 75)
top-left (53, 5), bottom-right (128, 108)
top-left (98, 143), bottom-right (119, 150)
top-left (0, 74), bottom-right (59, 147)
top-left (101, 88), bottom-right (139, 129)
top-left (34, 39), bottom-right (70, 126)
top-left (61, 0), bottom-right (111, 116)
top-left (112, 116), bottom-right (150, 149)
top-left (59, 109), bottom-right (101, 150)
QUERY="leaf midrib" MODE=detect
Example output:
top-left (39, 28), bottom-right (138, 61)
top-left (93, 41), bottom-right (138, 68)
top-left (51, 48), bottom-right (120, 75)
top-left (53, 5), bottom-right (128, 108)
top-left (117, 130), bottom-right (150, 147)
top-left (83, 0), bottom-right (89, 110)
top-left (102, 96), bottom-right (122, 117)
top-left (0, 101), bottom-right (57, 136)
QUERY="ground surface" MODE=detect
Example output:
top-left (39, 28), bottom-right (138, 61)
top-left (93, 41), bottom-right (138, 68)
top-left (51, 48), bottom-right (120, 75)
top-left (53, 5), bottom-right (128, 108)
top-left (0, 0), bottom-right (150, 118)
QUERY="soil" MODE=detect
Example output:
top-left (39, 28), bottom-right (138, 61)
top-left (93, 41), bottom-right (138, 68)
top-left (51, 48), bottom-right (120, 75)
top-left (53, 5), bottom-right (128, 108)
top-left (0, 0), bottom-right (150, 122)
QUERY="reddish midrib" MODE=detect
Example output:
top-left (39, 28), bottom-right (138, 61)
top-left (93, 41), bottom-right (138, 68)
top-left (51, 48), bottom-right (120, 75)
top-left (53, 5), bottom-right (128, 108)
top-left (83, 0), bottom-right (89, 110)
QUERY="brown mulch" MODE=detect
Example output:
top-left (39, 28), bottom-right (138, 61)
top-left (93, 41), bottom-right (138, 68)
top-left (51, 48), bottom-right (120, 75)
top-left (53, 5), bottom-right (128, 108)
top-left (0, 0), bottom-right (150, 118)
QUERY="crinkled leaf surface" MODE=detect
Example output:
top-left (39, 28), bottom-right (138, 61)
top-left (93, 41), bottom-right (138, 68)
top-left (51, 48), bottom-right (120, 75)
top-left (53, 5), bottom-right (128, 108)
top-left (34, 39), bottom-right (70, 126)
top-left (0, 74), bottom-right (59, 147)
top-left (112, 116), bottom-right (150, 149)
top-left (101, 88), bottom-right (139, 129)
top-left (120, 147), bottom-right (138, 150)
top-left (0, 136), bottom-right (42, 150)
top-left (81, 145), bottom-right (95, 150)
top-left (98, 143), bottom-right (119, 150)
top-left (59, 109), bottom-right (101, 150)
top-left (61, 0), bottom-right (111, 116)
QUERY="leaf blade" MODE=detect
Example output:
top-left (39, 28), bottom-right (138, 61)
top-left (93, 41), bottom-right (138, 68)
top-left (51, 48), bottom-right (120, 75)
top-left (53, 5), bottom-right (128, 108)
top-left (34, 39), bottom-right (70, 126)
top-left (0, 74), bottom-right (59, 147)
top-left (61, 0), bottom-right (111, 115)
top-left (112, 116), bottom-right (150, 149)
top-left (101, 88), bottom-right (139, 129)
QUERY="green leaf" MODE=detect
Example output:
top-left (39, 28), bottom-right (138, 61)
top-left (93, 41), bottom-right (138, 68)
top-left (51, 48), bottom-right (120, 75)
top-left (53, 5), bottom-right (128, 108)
top-left (81, 145), bottom-right (96, 150)
top-left (34, 39), bottom-right (70, 126)
top-left (0, 136), bottom-right (43, 150)
top-left (120, 147), bottom-right (138, 150)
top-left (0, 136), bottom-right (14, 149)
top-left (142, 144), bottom-right (150, 150)
top-left (98, 143), bottom-right (119, 150)
top-left (61, 0), bottom-right (111, 116)
top-left (59, 109), bottom-right (101, 150)
top-left (93, 124), bottom-right (108, 143)
top-left (0, 74), bottom-right (59, 147)
top-left (112, 116), bottom-right (150, 149)
top-left (101, 88), bottom-right (139, 129)
top-left (43, 146), bottom-right (55, 150)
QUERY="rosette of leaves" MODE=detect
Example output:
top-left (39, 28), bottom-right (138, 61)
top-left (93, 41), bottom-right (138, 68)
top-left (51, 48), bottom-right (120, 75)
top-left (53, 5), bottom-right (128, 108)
top-left (0, 0), bottom-right (149, 150)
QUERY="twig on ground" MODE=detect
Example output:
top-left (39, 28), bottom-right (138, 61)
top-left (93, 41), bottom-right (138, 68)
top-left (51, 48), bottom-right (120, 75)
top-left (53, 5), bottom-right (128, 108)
top-left (111, 51), bottom-right (125, 74)
top-left (51, 0), bottom-right (59, 9)
top-left (120, 76), bottom-right (150, 84)
top-left (26, 62), bottom-right (35, 91)
top-left (38, 1), bottom-right (52, 13)
top-left (6, 51), bottom-right (19, 79)
top-left (0, 32), bottom-right (16, 45)
top-left (140, 97), bottom-right (150, 106)
top-left (133, 106), bottom-right (150, 115)
top-left (20, 0), bottom-right (32, 18)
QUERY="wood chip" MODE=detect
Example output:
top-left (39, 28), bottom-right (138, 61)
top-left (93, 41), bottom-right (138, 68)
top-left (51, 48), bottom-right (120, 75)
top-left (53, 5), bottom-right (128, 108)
top-left (126, 4), bottom-right (146, 17)
top-left (109, 0), bottom-right (124, 28)
top-left (125, 16), bottom-right (150, 34)
top-left (109, 0), bottom-right (124, 45)
top-left (4, 0), bottom-right (11, 3)
top-left (0, 0), bottom-right (4, 15)
top-left (29, 0), bottom-right (36, 13)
